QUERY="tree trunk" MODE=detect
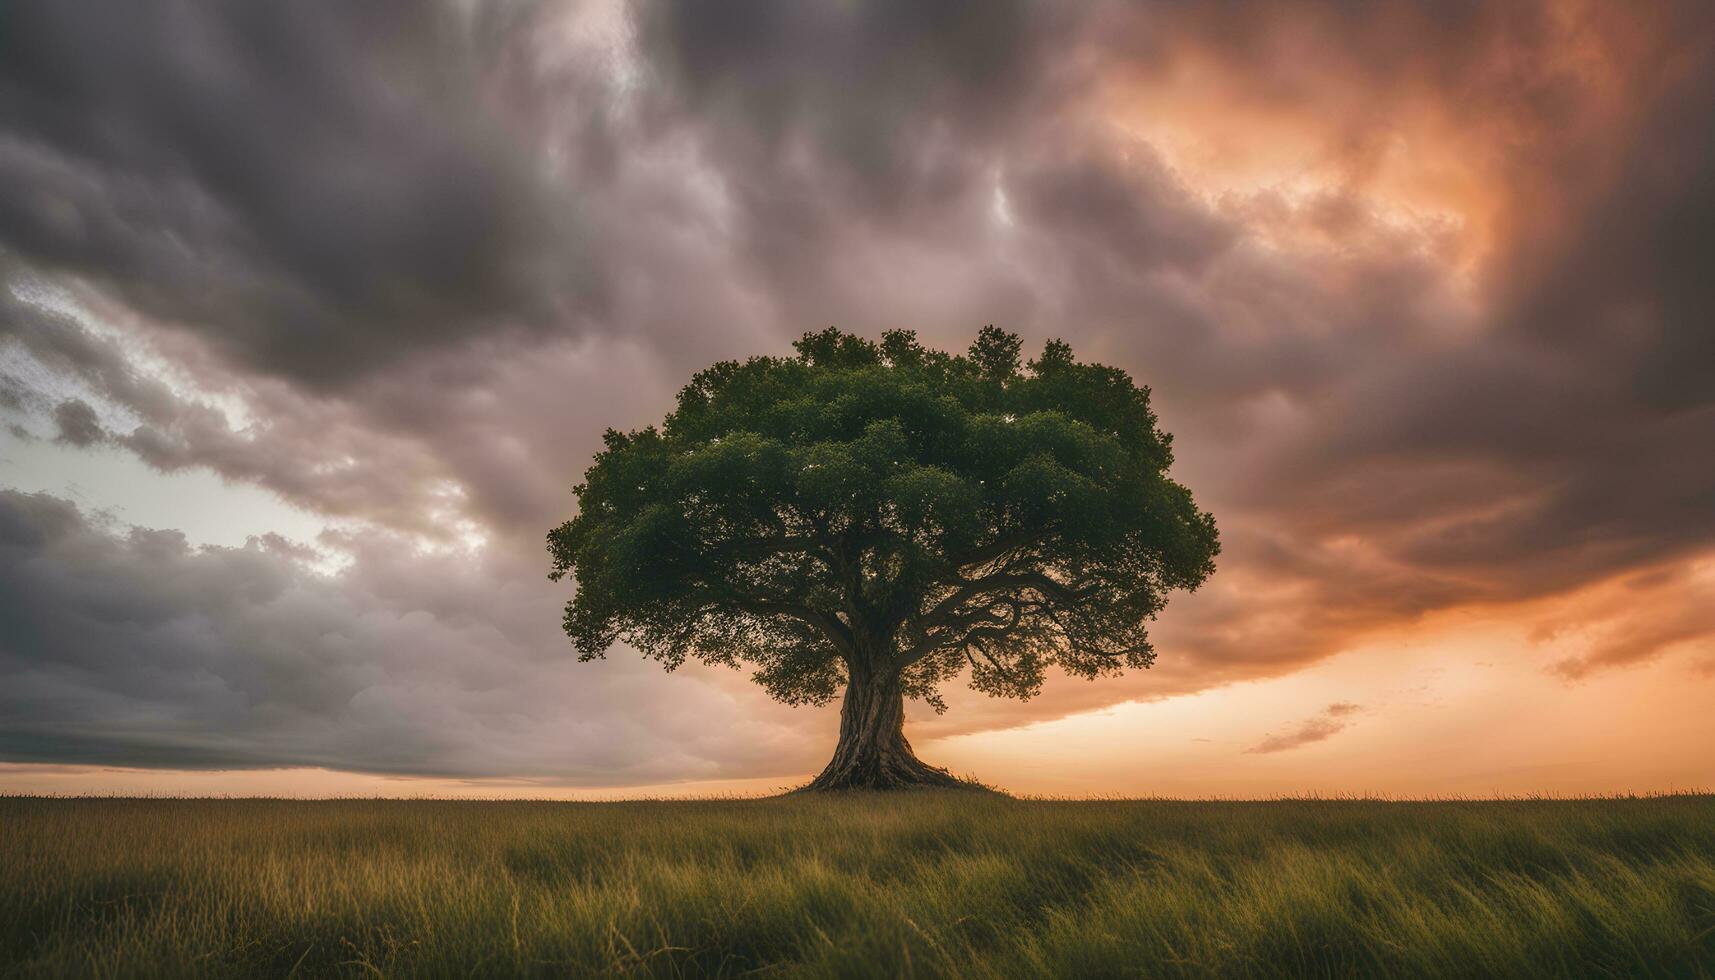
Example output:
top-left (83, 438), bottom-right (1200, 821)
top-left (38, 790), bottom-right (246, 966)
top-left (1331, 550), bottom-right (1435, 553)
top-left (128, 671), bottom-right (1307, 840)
top-left (803, 664), bottom-right (964, 791)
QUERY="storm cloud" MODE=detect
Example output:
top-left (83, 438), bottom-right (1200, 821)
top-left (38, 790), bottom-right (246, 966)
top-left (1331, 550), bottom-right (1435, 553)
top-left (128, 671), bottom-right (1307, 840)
top-left (0, 489), bottom-right (821, 782)
top-left (1, 0), bottom-right (1712, 783)
top-left (0, 1), bottom-right (596, 387)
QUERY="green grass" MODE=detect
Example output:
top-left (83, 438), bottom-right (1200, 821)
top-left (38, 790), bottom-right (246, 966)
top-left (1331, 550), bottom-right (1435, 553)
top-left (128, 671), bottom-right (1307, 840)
top-left (2, 793), bottom-right (1712, 978)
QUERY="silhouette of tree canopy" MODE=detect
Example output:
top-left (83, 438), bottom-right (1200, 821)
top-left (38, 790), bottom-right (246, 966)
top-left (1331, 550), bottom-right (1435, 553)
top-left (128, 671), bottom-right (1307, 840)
top-left (548, 327), bottom-right (1218, 789)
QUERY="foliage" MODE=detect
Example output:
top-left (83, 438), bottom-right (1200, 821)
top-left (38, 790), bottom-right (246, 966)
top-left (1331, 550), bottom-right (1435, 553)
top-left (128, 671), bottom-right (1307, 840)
top-left (3, 794), bottom-right (1713, 977)
top-left (548, 327), bottom-right (1219, 711)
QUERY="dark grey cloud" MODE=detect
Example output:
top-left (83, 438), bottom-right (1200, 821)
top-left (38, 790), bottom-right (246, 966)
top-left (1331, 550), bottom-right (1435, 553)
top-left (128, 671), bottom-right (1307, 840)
top-left (1008, 148), bottom-right (1235, 276)
top-left (638, 0), bottom-right (1073, 209)
top-left (0, 488), bottom-right (821, 782)
top-left (0, 1), bottom-right (594, 389)
top-left (50, 398), bottom-right (101, 446)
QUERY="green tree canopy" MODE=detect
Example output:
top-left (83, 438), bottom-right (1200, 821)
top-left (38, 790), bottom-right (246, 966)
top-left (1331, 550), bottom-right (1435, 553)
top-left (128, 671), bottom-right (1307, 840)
top-left (549, 327), bottom-right (1218, 789)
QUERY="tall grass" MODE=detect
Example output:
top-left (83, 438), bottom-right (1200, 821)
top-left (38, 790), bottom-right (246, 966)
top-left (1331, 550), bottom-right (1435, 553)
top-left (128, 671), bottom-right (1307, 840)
top-left (2, 793), bottom-right (1712, 977)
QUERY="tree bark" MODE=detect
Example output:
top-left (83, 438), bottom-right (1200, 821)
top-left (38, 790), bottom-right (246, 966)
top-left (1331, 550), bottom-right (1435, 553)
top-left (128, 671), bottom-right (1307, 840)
top-left (802, 663), bottom-right (964, 791)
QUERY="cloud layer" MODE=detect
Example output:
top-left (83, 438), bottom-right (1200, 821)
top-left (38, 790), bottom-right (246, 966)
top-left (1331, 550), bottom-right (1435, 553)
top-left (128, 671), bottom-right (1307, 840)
top-left (2, 0), bottom-right (1712, 783)
top-left (0, 489), bottom-right (822, 783)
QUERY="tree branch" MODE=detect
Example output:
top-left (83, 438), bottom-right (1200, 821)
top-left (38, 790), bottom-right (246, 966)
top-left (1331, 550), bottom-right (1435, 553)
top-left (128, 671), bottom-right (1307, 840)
top-left (901, 595), bottom-right (1036, 666)
top-left (954, 530), bottom-right (1046, 574)
top-left (911, 570), bottom-right (1091, 641)
top-left (671, 565), bottom-right (856, 657)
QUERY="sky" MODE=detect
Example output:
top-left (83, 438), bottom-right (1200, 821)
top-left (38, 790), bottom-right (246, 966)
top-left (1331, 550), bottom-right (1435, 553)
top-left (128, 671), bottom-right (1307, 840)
top-left (1, 0), bottom-right (1712, 799)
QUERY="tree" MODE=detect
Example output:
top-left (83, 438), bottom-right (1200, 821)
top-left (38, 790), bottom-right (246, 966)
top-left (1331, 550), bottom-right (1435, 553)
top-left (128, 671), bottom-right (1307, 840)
top-left (548, 327), bottom-right (1219, 790)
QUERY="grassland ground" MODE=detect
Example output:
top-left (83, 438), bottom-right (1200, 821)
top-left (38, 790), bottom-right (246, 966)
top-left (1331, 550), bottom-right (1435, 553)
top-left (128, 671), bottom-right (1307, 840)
top-left (1, 792), bottom-right (1712, 978)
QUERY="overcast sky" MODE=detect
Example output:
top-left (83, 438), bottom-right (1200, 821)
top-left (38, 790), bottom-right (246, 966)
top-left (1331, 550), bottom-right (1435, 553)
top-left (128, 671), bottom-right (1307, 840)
top-left (2, 0), bottom-right (1712, 796)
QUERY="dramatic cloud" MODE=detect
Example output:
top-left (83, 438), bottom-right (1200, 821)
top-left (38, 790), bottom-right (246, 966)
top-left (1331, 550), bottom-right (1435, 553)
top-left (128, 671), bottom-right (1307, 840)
top-left (0, 489), bottom-right (821, 783)
top-left (1, 0), bottom-right (1711, 783)
top-left (0, 1), bottom-right (593, 388)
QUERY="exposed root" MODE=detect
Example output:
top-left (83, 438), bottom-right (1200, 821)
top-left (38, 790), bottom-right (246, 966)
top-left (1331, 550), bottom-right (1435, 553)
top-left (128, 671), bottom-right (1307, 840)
top-left (801, 751), bottom-right (968, 792)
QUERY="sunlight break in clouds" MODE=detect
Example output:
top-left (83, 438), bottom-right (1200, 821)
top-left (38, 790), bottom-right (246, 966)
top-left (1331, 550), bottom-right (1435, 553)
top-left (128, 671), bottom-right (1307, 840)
top-left (1, 0), bottom-right (1712, 796)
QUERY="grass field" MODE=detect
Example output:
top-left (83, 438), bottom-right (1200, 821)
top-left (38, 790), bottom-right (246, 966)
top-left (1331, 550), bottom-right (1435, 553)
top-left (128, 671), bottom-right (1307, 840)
top-left (2, 793), bottom-right (1713, 978)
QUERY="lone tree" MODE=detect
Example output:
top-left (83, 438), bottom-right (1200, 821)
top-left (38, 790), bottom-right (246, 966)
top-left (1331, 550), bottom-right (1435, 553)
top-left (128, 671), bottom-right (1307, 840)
top-left (548, 327), bottom-right (1218, 790)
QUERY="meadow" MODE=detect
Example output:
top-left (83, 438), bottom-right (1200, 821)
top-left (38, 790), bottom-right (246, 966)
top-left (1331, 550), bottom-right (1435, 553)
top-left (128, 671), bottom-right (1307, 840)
top-left (2, 792), bottom-right (1712, 978)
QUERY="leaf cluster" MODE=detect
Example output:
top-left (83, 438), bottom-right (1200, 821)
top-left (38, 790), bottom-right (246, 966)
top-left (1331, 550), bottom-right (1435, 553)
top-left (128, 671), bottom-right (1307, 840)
top-left (548, 327), bottom-right (1218, 709)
